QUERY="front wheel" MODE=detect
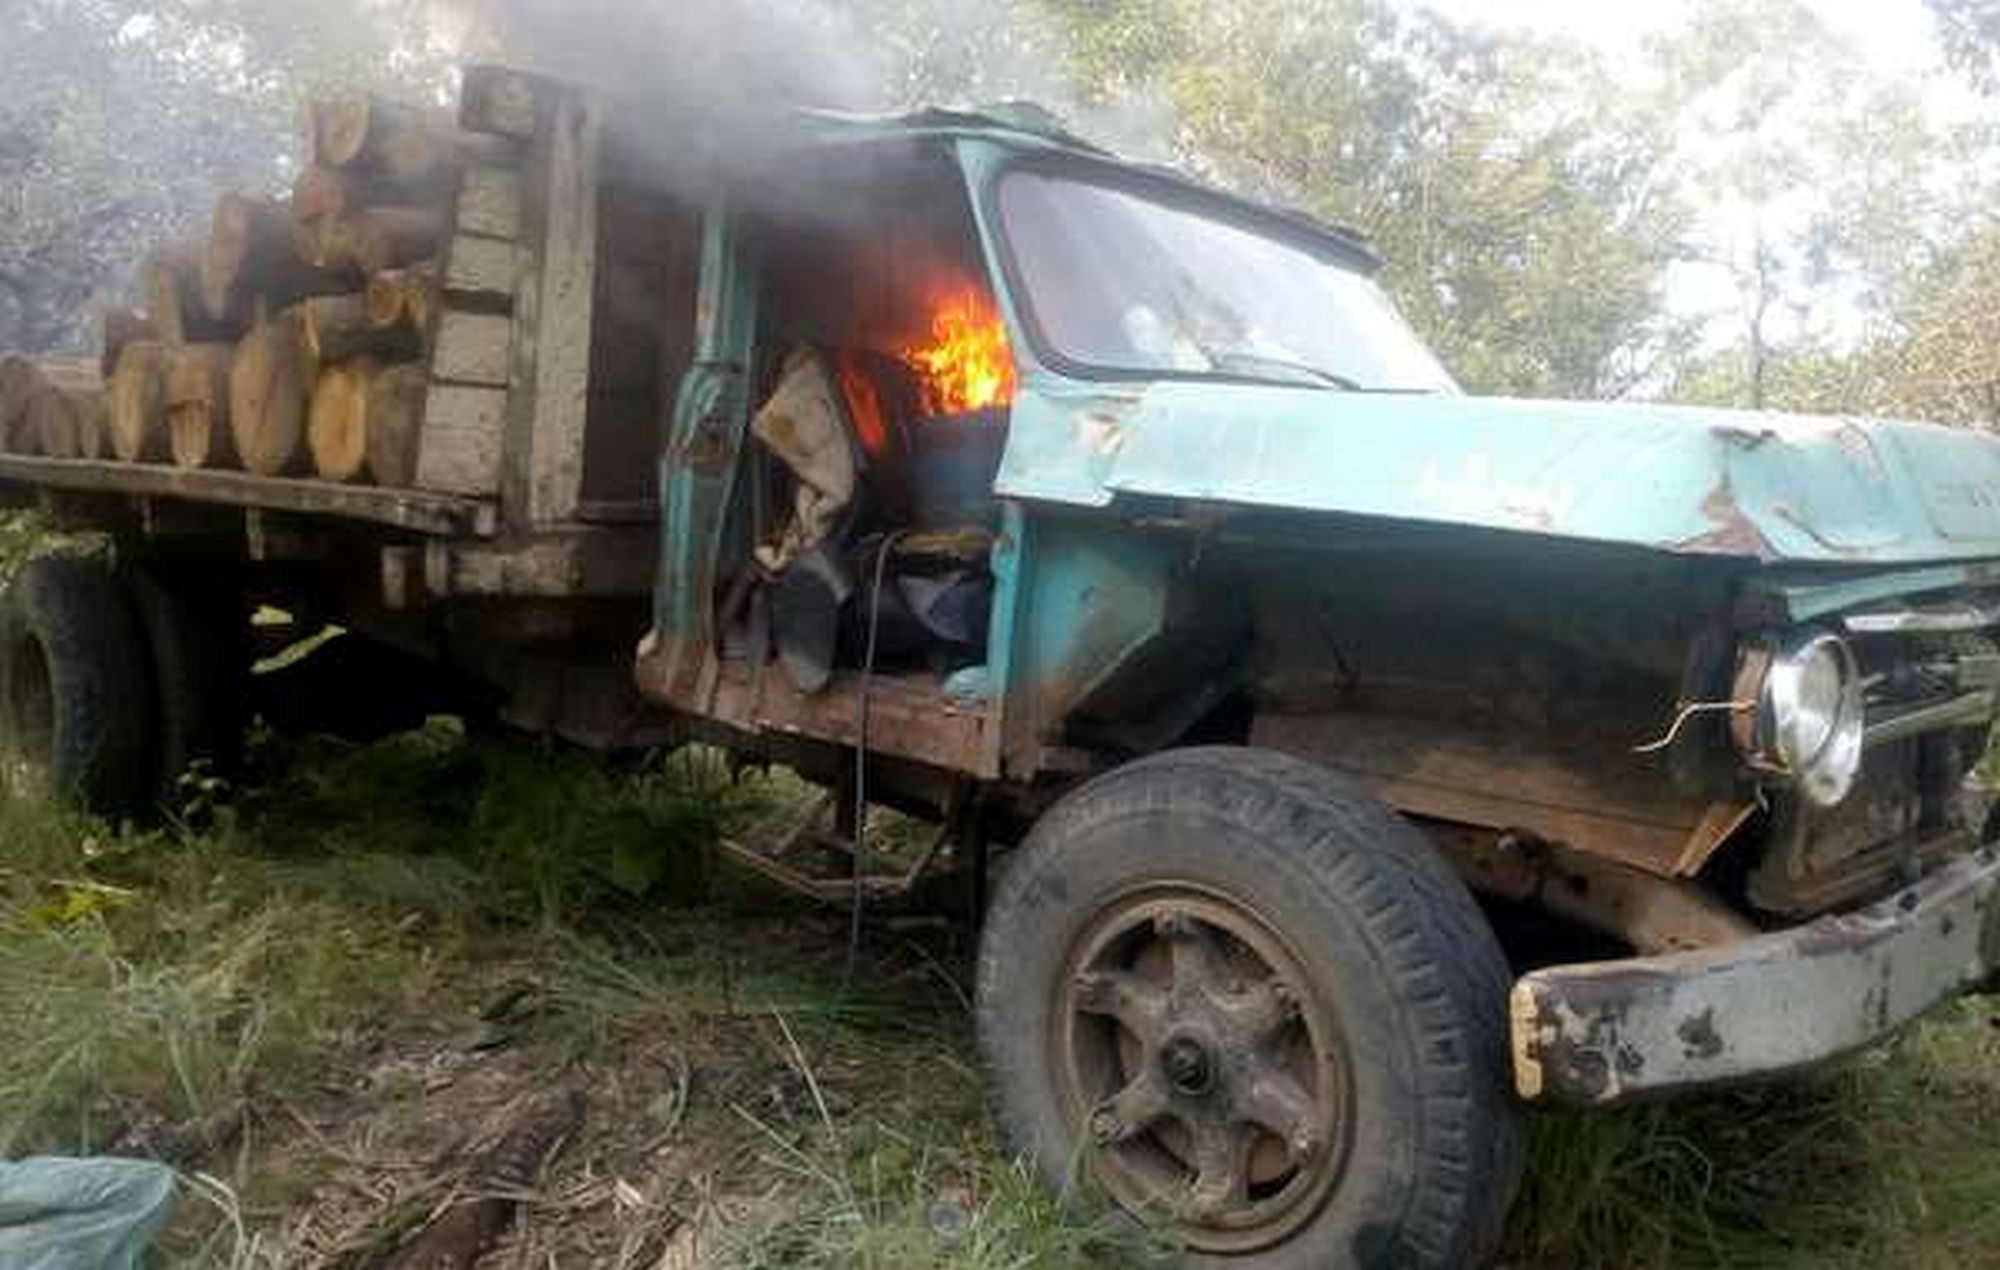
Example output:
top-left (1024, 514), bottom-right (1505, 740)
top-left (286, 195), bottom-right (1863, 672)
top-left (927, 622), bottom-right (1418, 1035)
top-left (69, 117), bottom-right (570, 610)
top-left (976, 747), bottom-right (1521, 1268)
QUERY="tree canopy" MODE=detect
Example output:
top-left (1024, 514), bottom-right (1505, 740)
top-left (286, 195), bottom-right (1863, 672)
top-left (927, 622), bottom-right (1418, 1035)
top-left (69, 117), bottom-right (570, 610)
top-left (3, 0), bottom-right (1996, 426)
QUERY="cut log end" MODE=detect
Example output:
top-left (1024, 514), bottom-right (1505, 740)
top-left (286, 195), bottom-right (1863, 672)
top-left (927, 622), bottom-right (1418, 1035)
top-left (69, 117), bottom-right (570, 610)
top-left (109, 341), bottom-right (171, 463)
top-left (0, 355), bottom-right (45, 454)
top-left (164, 344), bottom-right (236, 469)
top-left (308, 360), bottom-right (377, 483)
top-left (314, 94), bottom-right (444, 177)
top-left (366, 264), bottom-right (439, 335)
top-left (101, 309), bottom-right (159, 379)
top-left (230, 314), bottom-right (313, 477)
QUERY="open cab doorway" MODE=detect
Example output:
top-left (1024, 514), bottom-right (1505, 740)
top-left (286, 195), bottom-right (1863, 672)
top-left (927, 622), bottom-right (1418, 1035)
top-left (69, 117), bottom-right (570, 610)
top-left (641, 129), bottom-right (1018, 810)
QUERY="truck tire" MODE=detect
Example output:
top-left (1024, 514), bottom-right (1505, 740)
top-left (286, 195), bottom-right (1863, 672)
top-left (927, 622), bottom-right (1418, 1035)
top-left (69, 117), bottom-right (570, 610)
top-left (976, 747), bottom-right (1521, 1269)
top-left (126, 565), bottom-right (247, 793)
top-left (0, 555), bottom-right (155, 815)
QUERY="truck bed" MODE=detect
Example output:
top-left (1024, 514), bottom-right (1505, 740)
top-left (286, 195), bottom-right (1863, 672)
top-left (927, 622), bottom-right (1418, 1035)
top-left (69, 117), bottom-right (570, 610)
top-left (0, 453), bottom-right (496, 537)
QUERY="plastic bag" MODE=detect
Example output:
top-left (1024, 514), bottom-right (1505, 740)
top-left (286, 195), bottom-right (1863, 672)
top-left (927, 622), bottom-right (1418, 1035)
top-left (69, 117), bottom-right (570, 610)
top-left (0, 1157), bottom-right (175, 1270)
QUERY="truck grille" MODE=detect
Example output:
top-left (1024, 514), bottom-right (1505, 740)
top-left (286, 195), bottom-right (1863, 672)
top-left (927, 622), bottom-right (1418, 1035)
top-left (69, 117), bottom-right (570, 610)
top-left (1750, 623), bottom-right (1997, 914)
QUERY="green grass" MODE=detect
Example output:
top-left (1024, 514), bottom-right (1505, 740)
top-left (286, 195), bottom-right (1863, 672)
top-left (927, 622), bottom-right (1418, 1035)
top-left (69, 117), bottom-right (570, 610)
top-left (3, 722), bottom-right (2000, 1267)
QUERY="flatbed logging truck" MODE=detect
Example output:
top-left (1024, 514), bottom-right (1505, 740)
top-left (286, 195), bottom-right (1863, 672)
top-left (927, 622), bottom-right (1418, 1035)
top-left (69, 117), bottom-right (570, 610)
top-left (6, 62), bottom-right (2000, 1269)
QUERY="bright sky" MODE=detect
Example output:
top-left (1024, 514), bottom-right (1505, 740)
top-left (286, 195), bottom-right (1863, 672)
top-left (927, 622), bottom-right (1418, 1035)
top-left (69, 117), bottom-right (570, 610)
top-left (1422, 0), bottom-right (1947, 72)
top-left (1420, 0), bottom-right (1963, 354)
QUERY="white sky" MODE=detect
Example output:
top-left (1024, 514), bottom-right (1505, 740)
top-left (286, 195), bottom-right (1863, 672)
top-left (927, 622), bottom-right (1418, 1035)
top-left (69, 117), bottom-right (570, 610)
top-left (1421, 0), bottom-right (1947, 72)
top-left (1419, 0), bottom-right (1964, 354)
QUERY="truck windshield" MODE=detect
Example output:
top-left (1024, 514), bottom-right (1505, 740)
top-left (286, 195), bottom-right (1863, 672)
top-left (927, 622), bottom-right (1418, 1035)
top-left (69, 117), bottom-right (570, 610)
top-left (996, 168), bottom-right (1458, 394)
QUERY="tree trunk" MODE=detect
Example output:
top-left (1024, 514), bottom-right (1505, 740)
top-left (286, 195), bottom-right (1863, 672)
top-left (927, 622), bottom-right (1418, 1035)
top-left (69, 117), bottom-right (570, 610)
top-left (101, 308), bottom-right (158, 379)
top-left (299, 293), bottom-right (423, 365)
top-left (164, 343), bottom-right (237, 469)
top-left (311, 95), bottom-right (446, 176)
top-left (229, 312), bottom-right (314, 477)
top-left (364, 363), bottom-right (428, 487)
top-left (108, 340), bottom-right (171, 462)
top-left (301, 207), bottom-right (444, 277)
top-left (308, 359), bottom-right (379, 482)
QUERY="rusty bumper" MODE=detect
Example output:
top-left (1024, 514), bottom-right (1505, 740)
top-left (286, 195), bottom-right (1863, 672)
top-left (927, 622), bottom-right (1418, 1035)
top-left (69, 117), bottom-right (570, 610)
top-left (1511, 845), bottom-right (2000, 1105)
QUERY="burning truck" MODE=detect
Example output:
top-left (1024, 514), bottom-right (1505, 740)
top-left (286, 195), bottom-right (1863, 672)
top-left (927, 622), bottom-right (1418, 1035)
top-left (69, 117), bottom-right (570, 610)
top-left (4, 63), bottom-right (2000, 1269)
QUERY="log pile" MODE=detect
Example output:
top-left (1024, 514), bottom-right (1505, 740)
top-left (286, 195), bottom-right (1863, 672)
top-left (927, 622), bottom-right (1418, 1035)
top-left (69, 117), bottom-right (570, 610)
top-left (0, 88), bottom-right (507, 486)
top-left (0, 69), bottom-right (557, 502)
top-left (1, 355), bottom-right (106, 460)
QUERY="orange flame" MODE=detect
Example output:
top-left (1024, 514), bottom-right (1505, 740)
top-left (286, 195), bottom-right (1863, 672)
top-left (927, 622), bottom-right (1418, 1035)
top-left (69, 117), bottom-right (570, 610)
top-left (904, 287), bottom-right (1017, 416)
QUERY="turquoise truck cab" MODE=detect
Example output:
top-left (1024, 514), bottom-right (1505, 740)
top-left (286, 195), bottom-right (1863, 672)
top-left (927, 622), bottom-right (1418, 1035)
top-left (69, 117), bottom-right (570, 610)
top-left (635, 107), bottom-right (2000, 1266)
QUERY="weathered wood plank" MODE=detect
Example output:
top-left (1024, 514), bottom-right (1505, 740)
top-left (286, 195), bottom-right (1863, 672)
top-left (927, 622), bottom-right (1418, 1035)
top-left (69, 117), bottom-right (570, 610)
top-left (431, 311), bottom-right (514, 387)
top-left (440, 234), bottom-right (518, 302)
top-left (522, 88), bottom-right (603, 525)
top-left (0, 452), bottom-right (495, 535)
top-left (456, 164), bottom-right (523, 240)
top-left (420, 526), bottom-right (655, 597)
top-left (460, 65), bottom-right (548, 140)
top-left (414, 383), bottom-right (507, 495)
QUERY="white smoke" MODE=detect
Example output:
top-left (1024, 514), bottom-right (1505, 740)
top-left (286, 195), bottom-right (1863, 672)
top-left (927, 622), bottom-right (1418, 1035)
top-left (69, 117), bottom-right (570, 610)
top-left (460, 0), bottom-right (1178, 167)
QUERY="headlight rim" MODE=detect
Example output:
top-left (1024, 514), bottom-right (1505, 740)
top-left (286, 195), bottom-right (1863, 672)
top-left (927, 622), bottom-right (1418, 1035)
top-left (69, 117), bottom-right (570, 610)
top-left (1745, 631), bottom-right (1866, 808)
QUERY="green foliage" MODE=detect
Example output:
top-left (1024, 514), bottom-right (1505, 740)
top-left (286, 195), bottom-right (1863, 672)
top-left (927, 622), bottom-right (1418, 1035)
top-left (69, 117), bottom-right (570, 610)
top-left (1509, 1008), bottom-right (2000, 1269)
top-left (1049, 0), bottom-right (1690, 399)
top-left (0, 0), bottom-right (451, 353)
top-left (4, 728), bottom-right (2000, 1265)
top-left (1930, 0), bottom-right (2000, 92)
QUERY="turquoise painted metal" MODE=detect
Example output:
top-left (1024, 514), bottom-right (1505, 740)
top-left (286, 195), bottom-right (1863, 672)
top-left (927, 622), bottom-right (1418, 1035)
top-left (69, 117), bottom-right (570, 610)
top-left (654, 208), bottom-right (760, 673)
top-left (993, 382), bottom-right (2000, 567)
top-left (954, 128), bottom-right (2000, 571)
top-left (649, 107), bottom-right (2000, 780)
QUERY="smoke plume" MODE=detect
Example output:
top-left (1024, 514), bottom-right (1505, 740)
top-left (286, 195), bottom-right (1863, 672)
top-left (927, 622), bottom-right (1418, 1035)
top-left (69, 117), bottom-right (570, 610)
top-left (461, 0), bottom-right (1177, 179)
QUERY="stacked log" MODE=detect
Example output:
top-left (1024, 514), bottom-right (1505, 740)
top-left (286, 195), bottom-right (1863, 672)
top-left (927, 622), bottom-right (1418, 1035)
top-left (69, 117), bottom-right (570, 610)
top-left (4, 77), bottom-right (537, 489)
top-left (307, 358), bottom-right (379, 482)
top-left (109, 341), bottom-right (171, 462)
top-left (164, 344), bottom-right (236, 470)
top-left (229, 311), bottom-right (314, 477)
top-left (72, 89), bottom-right (467, 483)
top-left (363, 364), bottom-right (429, 488)
top-left (1, 357), bottom-right (108, 459)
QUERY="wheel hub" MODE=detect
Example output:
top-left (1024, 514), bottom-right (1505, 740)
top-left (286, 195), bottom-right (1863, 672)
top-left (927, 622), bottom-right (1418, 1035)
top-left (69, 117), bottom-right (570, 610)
top-left (1162, 1034), bottom-right (1217, 1097)
top-left (1059, 890), bottom-right (1353, 1254)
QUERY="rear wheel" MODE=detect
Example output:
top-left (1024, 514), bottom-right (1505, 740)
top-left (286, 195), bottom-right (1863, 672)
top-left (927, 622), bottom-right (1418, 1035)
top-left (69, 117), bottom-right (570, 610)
top-left (0, 554), bottom-right (155, 815)
top-left (977, 747), bottom-right (1521, 1268)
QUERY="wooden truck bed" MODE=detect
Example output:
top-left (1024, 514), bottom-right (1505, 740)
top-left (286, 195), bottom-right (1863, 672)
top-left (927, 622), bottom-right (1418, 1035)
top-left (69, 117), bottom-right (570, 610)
top-left (0, 65), bottom-right (697, 607)
top-left (0, 454), bottom-right (495, 537)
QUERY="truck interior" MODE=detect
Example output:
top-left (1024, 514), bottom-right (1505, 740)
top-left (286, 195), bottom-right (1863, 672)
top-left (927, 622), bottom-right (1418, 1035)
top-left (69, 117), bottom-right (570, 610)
top-left (689, 137), bottom-right (1013, 782)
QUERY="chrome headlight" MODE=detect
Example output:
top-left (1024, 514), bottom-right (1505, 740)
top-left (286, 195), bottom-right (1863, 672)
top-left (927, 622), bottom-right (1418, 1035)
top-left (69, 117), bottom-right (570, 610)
top-left (1743, 633), bottom-right (1865, 807)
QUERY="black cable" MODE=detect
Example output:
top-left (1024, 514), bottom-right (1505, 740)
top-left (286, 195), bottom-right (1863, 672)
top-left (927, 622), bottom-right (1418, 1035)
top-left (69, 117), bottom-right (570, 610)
top-left (843, 531), bottom-right (905, 991)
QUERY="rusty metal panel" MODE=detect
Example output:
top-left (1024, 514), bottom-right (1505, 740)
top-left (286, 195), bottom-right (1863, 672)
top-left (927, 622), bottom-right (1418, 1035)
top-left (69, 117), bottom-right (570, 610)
top-left (1512, 845), bottom-right (2000, 1104)
top-left (1252, 712), bottom-right (1715, 877)
top-left (991, 381), bottom-right (2000, 566)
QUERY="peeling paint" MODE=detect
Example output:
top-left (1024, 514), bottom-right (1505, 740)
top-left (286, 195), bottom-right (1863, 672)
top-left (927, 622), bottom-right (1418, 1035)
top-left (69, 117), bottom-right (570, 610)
top-left (1512, 849), bottom-right (2000, 1105)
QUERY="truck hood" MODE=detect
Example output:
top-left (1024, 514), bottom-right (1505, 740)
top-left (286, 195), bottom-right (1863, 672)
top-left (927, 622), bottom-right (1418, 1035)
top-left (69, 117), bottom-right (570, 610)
top-left (996, 381), bottom-right (2000, 565)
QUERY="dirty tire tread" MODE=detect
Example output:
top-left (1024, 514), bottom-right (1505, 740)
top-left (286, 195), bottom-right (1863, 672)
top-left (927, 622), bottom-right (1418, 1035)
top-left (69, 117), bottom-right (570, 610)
top-left (0, 554), bottom-right (156, 815)
top-left (977, 746), bottom-right (1521, 1269)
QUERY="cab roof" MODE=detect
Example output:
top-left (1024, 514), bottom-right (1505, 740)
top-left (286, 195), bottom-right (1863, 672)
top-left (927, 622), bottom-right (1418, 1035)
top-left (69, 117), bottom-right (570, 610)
top-left (796, 103), bottom-right (1383, 269)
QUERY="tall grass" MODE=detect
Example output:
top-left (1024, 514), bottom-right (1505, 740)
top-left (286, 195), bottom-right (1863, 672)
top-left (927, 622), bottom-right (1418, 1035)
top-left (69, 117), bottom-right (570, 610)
top-left (4, 719), bottom-right (2000, 1267)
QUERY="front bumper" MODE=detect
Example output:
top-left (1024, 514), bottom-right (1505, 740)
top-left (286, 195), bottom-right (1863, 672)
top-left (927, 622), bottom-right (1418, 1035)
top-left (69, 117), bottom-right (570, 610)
top-left (1511, 845), bottom-right (2000, 1105)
